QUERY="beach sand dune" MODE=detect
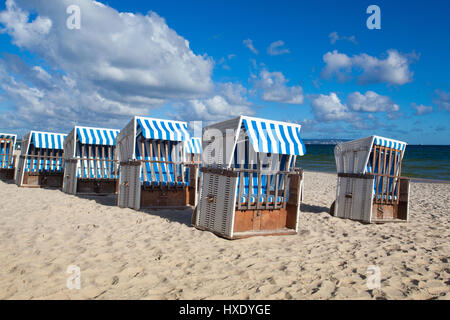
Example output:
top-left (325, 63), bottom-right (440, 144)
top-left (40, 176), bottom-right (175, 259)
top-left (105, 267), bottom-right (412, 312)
top-left (0, 171), bottom-right (448, 300)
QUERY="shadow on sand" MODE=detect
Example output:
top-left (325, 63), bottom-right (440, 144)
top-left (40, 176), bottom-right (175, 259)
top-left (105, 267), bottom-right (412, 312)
top-left (300, 203), bottom-right (331, 214)
top-left (77, 194), bottom-right (118, 207)
top-left (140, 207), bottom-right (194, 227)
top-left (77, 192), bottom-right (194, 227)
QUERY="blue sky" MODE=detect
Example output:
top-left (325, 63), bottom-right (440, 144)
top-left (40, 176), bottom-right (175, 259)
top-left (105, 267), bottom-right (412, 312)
top-left (0, 0), bottom-right (449, 144)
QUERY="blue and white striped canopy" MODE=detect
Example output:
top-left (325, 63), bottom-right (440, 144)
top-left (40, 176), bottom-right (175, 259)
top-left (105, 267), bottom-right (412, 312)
top-left (76, 127), bottom-right (119, 146)
top-left (185, 137), bottom-right (202, 154)
top-left (373, 136), bottom-right (407, 151)
top-left (242, 117), bottom-right (306, 156)
top-left (136, 117), bottom-right (190, 142)
top-left (31, 131), bottom-right (66, 149)
top-left (0, 133), bottom-right (16, 144)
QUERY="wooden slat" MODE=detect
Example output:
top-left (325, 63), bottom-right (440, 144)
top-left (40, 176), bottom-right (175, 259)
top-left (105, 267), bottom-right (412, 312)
top-left (111, 146), bottom-right (116, 178)
top-left (148, 142), bottom-right (155, 182)
top-left (36, 148), bottom-right (41, 173)
top-left (396, 150), bottom-right (403, 203)
top-left (381, 146), bottom-right (388, 204)
top-left (376, 145), bottom-right (382, 203)
top-left (180, 143), bottom-right (185, 185)
top-left (95, 146), bottom-right (98, 178)
top-left (165, 141), bottom-right (171, 184)
top-left (1, 139), bottom-right (6, 168)
top-left (80, 145), bottom-right (85, 178)
top-left (256, 157), bottom-right (262, 210)
top-left (49, 148), bottom-right (53, 171)
top-left (282, 173), bottom-right (289, 209)
top-left (101, 146), bottom-right (105, 178)
top-left (371, 144), bottom-right (377, 174)
top-left (172, 142), bottom-right (178, 184)
top-left (282, 157), bottom-right (290, 209)
top-left (386, 148), bottom-right (394, 204)
top-left (6, 139), bottom-right (11, 166)
top-left (238, 170), bottom-right (244, 210)
top-left (141, 140), bottom-right (148, 183)
top-left (88, 145), bottom-right (92, 178)
top-left (274, 173), bottom-right (279, 210)
top-left (92, 145), bottom-right (97, 178)
top-left (391, 148), bottom-right (399, 204)
top-left (156, 142), bottom-right (163, 184)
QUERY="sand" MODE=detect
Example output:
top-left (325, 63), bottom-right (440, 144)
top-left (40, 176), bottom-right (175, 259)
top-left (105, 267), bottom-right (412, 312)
top-left (0, 171), bottom-right (448, 300)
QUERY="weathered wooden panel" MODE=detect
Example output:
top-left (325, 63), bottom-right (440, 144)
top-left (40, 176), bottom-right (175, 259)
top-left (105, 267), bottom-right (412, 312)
top-left (195, 171), bottom-right (237, 238)
top-left (118, 162), bottom-right (141, 209)
top-left (335, 175), bottom-right (374, 223)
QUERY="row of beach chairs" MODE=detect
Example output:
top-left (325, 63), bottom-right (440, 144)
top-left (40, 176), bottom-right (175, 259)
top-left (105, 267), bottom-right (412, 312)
top-left (0, 115), bottom-right (410, 240)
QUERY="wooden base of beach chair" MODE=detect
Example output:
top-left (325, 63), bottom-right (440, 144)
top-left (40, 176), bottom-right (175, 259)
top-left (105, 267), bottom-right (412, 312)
top-left (333, 174), bottom-right (410, 223)
top-left (140, 186), bottom-right (190, 208)
top-left (21, 172), bottom-right (63, 188)
top-left (0, 168), bottom-right (14, 181)
top-left (232, 206), bottom-right (299, 235)
top-left (194, 168), bottom-right (303, 240)
top-left (370, 203), bottom-right (406, 222)
top-left (76, 178), bottom-right (118, 195)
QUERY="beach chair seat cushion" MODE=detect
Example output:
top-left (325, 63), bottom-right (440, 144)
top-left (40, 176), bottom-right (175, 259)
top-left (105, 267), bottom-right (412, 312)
top-left (239, 195), bottom-right (284, 205)
top-left (143, 180), bottom-right (187, 187)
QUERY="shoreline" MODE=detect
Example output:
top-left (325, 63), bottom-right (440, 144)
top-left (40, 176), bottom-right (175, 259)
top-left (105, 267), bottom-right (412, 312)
top-left (302, 169), bottom-right (450, 184)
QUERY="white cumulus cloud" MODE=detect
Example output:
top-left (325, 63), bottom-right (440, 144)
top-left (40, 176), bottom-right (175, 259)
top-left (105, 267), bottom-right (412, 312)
top-left (347, 91), bottom-right (399, 112)
top-left (321, 49), bottom-right (416, 85)
top-left (309, 93), bottom-right (355, 122)
top-left (254, 69), bottom-right (303, 104)
top-left (0, 0), bottom-right (214, 132)
top-left (170, 82), bottom-right (255, 123)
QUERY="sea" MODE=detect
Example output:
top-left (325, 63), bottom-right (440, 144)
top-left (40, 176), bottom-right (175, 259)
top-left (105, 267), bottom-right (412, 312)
top-left (296, 144), bottom-right (450, 182)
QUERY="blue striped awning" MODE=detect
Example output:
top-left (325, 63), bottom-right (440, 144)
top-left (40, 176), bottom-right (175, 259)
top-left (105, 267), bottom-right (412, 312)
top-left (136, 117), bottom-right (190, 142)
top-left (31, 132), bottom-right (66, 149)
top-left (373, 136), bottom-right (407, 151)
top-left (0, 133), bottom-right (16, 144)
top-left (242, 117), bottom-right (306, 156)
top-left (76, 127), bottom-right (119, 146)
top-left (185, 137), bottom-right (202, 154)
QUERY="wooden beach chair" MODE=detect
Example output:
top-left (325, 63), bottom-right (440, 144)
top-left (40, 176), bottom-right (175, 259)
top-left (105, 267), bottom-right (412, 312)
top-left (16, 131), bottom-right (67, 188)
top-left (0, 133), bottom-right (17, 181)
top-left (331, 136), bottom-right (410, 223)
top-left (62, 126), bottom-right (120, 195)
top-left (116, 116), bottom-right (199, 209)
top-left (193, 116), bottom-right (306, 240)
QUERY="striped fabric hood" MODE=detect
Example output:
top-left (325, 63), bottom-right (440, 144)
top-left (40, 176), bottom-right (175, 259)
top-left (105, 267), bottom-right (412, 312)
top-left (136, 117), bottom-right (190, 142)
top-left (241, 116), bottom-right (306, 156)
top-left (30, 131), bottom-right (66, 150)
top-left (75, 127), bottom-right (119, 146)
